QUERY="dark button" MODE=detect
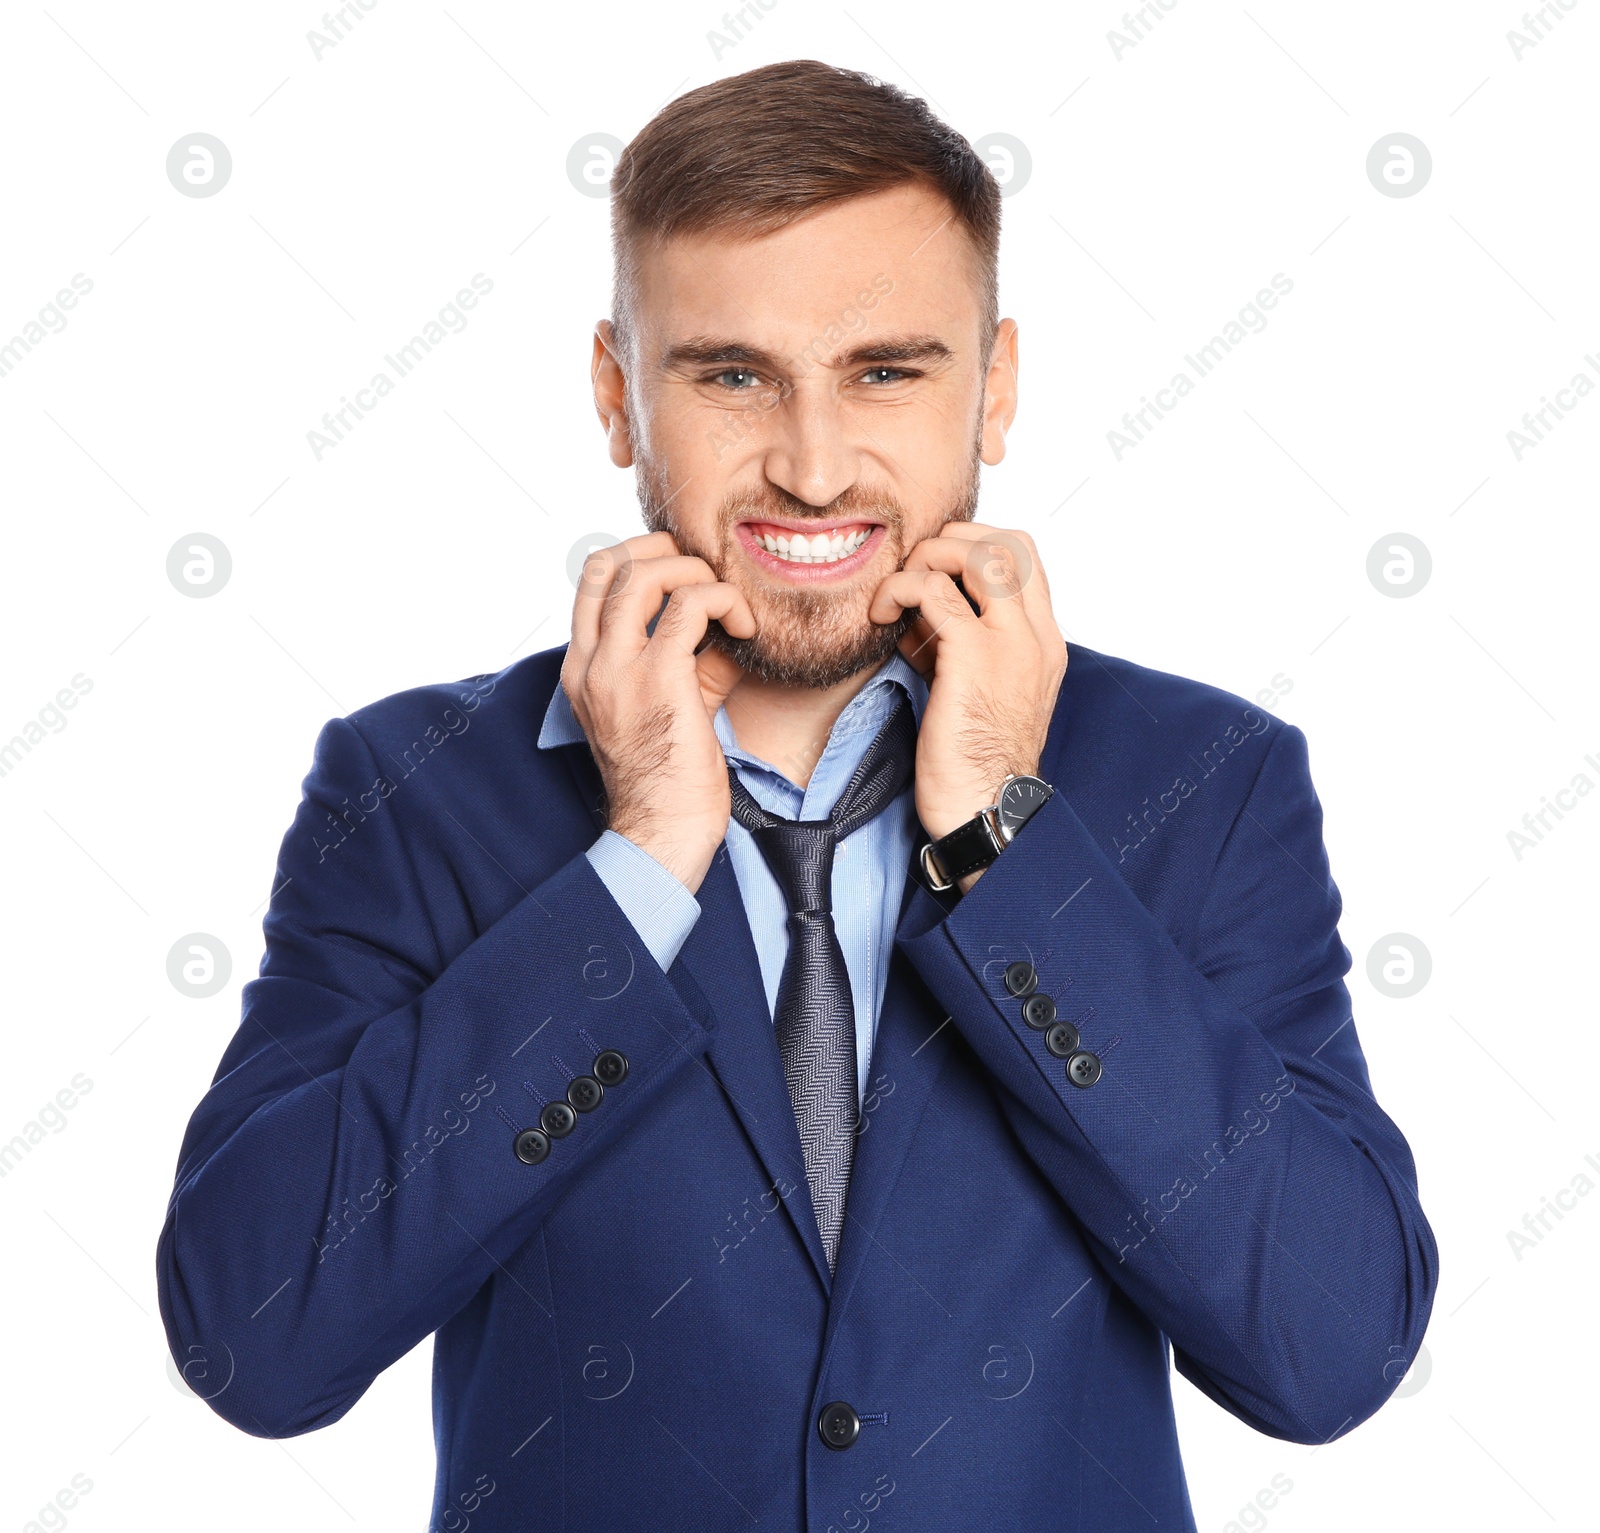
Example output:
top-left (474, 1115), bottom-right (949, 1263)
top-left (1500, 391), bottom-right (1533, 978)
top-left (817, 1400), bottom-right (860, 1450)
top-left (567, 1075), bottom-right (603, 1112)
top-left (540, 1100), bottom-right (577, 1137)
top-left (513, 1128), bottom-right (550, 1165)
top-left (1003, 960), bottom-right (1038, 997)
top-left (1022, 992), bottom-right (1057, 1030)
top-left (593, 1050), bottom-right (629, 1087)
top-left (1066, 1050), bottom-right (1103, 1088)
top-left (1045, 1021), bottom-right (1080, 1058)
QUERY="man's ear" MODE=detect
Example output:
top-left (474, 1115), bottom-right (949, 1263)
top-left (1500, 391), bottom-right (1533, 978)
top-left (978, 318), bottom-right (1019, 466)
top-left (592, 320), bottom-right (634, 468)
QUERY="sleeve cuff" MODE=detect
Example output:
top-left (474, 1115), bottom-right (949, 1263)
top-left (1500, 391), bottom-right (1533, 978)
top-left (584, 829), bottom-right (703, 972)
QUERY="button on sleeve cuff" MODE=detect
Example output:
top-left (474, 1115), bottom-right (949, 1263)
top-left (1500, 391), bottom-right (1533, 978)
top-left (584, 829), bottom-right (703, 972)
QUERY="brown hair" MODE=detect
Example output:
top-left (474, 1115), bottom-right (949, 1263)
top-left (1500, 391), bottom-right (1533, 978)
top-left (609, 59), bottom-right (1001, 370)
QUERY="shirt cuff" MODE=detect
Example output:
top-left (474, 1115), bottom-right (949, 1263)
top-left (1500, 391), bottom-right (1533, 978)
top-left (584, 829), bottom-right (703, 973)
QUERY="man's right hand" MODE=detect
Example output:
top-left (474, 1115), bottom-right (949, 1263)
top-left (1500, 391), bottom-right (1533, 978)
top-left (560, 530), bottom-right (756, 894)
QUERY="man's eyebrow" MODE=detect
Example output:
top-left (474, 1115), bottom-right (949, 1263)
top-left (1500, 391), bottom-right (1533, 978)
top-left (659, 338), bottom-right (780, 370)
top-left (831, 336), bottom-right (954, 369)
top-left (659, 334), bottom-right (954, 374)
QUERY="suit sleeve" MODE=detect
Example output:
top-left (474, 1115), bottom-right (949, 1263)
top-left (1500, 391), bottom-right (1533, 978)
top-left (156, 716), bottom-right (717, 1439)
top-left (896, 722), bottom-right (1438, 1445)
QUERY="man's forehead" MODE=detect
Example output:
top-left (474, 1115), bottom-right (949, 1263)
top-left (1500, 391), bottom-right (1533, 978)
top-left (631, 188), bottom-right (980, 360)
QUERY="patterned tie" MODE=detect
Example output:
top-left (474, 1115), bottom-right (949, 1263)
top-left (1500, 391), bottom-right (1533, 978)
top-left (725, 693), bottom-right (918, 1272)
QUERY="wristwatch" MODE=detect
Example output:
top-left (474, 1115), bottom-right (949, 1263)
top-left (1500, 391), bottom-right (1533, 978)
top-left (919, 775), bottom-right (1054, 891)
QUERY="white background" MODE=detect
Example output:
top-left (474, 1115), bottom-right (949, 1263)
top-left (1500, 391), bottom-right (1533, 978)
top-left (2, 2), bottom-right (1595, 1529)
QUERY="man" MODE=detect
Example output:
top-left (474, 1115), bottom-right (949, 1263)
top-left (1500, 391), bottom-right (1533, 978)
top-left (158, 59), bottom-right (1437, 1531)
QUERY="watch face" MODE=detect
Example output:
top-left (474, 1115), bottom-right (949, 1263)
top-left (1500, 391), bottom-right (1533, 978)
top-left (997, 776), bottom-right (1052, 835)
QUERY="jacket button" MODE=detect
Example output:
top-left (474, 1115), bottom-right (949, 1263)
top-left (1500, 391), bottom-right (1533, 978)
top-left (513, 1128), bottom-right (550, 1165)
top-left (1003, 960), bottom-right (1038, 997)
top-left (1066, 1050), bottom-right (1103, 1088)
top-left (540, 1101), bottom-right (577, 1137)
top-left (594, 1050), bottom-right (629, 1086)
top-left (1045, 1021), bottom-right (1080, 1058)
top-left (567, 1075), bottom-right (603, 1112)
top-left (1022, 992), bottom-right (1057, 1030)
top-left (817, 1400), bottom-right (860, 1450)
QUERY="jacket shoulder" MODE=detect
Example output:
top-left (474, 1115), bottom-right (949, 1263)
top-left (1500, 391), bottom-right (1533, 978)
top-left (1062, 643), bottom-right (1286, 742)
top-left (271, 645), bottom-right (588, 941)
top-left (286, 645), bottom-right (578, 854)
top-left (1054, 641), bottom-right (1289, 764)
top-left (1049, 643), bottom-right (1297, 892)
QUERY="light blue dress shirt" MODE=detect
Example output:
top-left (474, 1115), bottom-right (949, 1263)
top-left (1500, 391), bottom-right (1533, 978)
top-left (536, 653), bottom-right (929, 1106)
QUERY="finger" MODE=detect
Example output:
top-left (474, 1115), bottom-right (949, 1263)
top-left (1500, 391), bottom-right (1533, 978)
top-left (934, 520), bottom-right (1035, 550)
top-left (592, 556), bottom-right (720, 665)
top-left (644, 581), bottom-right (758, 665)
top-left (935, 520), bottom-right (1018, 538)
top-left (559, 643), bottom-right (591, 736)
top-left (694, 641), bottom-right (748, 719)
top-left (869, 568), bottom-right (982, 633)
top-left (934, 521), bottom-right (1052, 606)
top-left (620, 529), bottom-right (681, 557)
top-left (569, 531), bottom-right (680, 651)
top-left (896, 611), bottom-right (939, 681)
top-left (930, 522), bottom-right (1058, 647)
top-left (902, 536), bottom-right (1030, 629)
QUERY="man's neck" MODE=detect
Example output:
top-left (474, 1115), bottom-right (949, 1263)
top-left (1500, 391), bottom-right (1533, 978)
top-left (721, 663), bottom-right (890, 790)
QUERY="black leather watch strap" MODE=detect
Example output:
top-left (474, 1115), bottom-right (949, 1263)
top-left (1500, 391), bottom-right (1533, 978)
top-left (922, 812), bottom-right (1004, 889)
top-left (920, 774), bottom-right (1054, 891)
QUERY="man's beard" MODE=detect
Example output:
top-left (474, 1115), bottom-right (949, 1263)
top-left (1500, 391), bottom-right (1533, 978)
top-left (636, 439), bottom-right (982, 690)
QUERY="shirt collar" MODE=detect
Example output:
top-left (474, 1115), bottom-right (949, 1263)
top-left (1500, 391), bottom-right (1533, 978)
top-left (537, 646), bottom-right (929, 753)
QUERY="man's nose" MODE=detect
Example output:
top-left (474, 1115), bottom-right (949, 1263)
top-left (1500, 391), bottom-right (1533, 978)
top-left (760, 379), bottom-right (861, 509)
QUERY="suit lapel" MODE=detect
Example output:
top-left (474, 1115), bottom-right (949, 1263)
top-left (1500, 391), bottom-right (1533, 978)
top-left (677, 850), bottom-right (835, 1294)
top-left (823, 843), bottom-right (959, 1318)
top-left (559, 739), bottom-right (833, 1293)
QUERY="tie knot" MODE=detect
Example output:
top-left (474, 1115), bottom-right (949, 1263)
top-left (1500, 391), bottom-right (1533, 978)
top-left (751, 819), bottom-right (837, 914)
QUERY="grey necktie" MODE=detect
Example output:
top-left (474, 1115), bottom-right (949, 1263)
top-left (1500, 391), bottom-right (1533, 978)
top-left (725, 694), bottom-right (917, 1271)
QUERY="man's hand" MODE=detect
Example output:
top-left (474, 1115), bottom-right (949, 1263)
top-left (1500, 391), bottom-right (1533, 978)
top-left (561, 530), bottom-right (756, 894)
top-left (870, 523), bottom-right (1067, 889)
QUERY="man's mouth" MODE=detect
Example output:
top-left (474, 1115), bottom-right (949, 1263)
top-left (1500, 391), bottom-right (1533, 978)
top-left (734, 518), bottom-right (884, 579)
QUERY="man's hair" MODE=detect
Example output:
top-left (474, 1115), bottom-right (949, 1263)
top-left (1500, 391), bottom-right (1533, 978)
top-left (609, 59), bottom-right (1001, 372)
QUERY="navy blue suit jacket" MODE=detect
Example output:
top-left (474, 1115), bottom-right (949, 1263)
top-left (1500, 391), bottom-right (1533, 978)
top-left (157, 641), bottom-right (1438, 1531)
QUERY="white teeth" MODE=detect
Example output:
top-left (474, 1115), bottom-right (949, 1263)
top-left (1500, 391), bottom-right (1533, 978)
top-left (756, 526), bottom-right (871, 563)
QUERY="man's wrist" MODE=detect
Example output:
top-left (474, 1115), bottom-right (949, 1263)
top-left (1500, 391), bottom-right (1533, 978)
top-left (919, 756), bottom-right (1042, 842)
top-left (920, 770), bottom-right (1053, 892)
top-left (608, 816), bottom-right (720, 895)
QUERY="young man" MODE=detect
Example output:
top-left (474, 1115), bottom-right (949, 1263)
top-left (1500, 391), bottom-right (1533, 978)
top-left (159, 60), bottom-right (1437, 1531)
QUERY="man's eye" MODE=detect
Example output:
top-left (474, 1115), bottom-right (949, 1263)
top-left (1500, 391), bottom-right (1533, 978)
top-left (860, 367), bottom-right (912, 385)
top-left (711, 369), bottom-right (763, 390)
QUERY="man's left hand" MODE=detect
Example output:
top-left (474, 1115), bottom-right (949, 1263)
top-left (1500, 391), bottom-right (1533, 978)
top-left (870, 523), bottom-right (1068, 888)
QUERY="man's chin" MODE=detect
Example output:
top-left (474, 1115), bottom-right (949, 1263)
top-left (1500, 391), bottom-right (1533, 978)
top-left (700, 609), bottom-right (917, 690)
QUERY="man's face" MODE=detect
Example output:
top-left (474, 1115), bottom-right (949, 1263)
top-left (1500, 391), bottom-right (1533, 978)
top-left (594, 182), bottom-right (1018, 688)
